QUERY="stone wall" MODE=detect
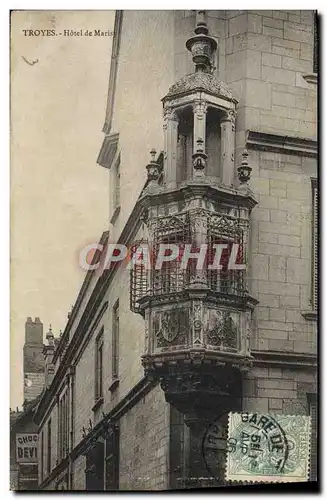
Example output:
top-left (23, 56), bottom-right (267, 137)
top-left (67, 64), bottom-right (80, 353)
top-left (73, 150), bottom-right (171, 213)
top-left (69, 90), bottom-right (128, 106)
top-left (249, 150), bottom-right (317, 354)
top-left (119, 384), bottom-right (170, 490)
top-left (244, 366), bottom-right (317, 415)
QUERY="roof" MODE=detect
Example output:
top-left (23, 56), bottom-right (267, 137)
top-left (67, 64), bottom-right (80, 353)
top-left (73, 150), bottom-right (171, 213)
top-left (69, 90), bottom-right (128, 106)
top-left (165, 71), bottom-right (236, 102)
top-left (10, 396), bottom-right (41, 430)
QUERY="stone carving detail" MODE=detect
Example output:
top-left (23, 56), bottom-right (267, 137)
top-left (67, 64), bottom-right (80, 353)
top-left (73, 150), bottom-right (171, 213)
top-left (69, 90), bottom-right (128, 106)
top-left (163, 106), bottom-right (178, 122)
top-left (165, 72), bottom-right (236, 101)
top-left (193, 100), bottom-right (207, 120)
top-left (154, 309), bottom-right (188, 347)
top-left (206, 310), bottom-right (238, 350)
top-left (221, 109), bottom-right (236, 124)
top-left (192, 300), bottom-right (203, 346)
top-left (147, 213), bottom-right (188, 236)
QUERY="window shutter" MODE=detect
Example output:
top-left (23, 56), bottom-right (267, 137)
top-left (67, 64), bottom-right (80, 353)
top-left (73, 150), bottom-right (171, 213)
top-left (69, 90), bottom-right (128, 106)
top-left (312, 182), bottom-right (318, 310)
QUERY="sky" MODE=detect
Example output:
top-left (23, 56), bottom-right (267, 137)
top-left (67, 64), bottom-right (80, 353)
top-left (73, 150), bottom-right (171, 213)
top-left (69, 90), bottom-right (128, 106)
top-left (10, 11), bottom-right (115, 408)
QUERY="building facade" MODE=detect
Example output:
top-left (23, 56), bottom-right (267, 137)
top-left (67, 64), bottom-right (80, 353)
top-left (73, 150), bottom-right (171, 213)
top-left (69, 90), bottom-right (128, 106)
top-left (34, 10), bottom-right (318, 490)
top-left (10, 318), bottom-right (46, 490)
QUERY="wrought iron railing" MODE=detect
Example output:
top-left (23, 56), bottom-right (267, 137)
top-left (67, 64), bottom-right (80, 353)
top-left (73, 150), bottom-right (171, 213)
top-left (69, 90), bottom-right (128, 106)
top-left (130, 210), bottom-right (249, 313)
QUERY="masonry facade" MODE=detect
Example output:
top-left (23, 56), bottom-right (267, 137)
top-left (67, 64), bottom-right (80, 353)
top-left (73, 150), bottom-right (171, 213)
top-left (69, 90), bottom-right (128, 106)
top-left (10, 318), bottom-right (46, 490)
top-left (34, 10), bottom-right (318, 490)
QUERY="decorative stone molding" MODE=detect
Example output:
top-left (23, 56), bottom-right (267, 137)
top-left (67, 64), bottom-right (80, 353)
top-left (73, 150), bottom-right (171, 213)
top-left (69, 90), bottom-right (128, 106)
top-left (97, 133), bottom-right (119, 169)
top-left (301, 310), bottom-right (318, 321)
top-left (246, 130), bottom-right (317, 158)
top-left (165, 72), bottom-right (236, 102)
top-left (302, 73), bottom-right (318, 85)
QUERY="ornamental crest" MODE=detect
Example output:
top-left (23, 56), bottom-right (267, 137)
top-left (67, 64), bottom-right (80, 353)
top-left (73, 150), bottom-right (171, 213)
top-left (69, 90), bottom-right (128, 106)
top-left (154, 309), bottom-right (188, 347)
top-left (206, 310), bottom-right (238, 350)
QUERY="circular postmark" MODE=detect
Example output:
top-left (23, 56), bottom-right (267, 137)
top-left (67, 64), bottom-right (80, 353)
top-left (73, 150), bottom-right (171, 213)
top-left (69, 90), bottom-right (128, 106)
top-left (202, 411), bottom-right (294, 483)
top-left (226, 412), bottom-right (290, 478)
top-left (202, 410), bottom-right (230, 482)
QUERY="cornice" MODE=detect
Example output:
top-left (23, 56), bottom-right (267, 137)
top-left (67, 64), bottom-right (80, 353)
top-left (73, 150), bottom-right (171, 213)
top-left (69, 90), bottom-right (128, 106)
top-left (246, 130), bottom-right (317, 158)
top-left (139, 181), bottom-right (258, 211)
top-left (102, 11), bottom-right (123, 135)
top-left (52, 230), bottom-right (109, 366)
top-left (251, 349), bottom-right (317, 369)
top-left (302, 73), bottom-right (318, 85)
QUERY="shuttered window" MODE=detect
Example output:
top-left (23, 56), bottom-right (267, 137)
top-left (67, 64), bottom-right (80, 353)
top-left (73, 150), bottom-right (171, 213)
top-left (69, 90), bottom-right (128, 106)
top-left (85, 441), bottom-right (105, 491)
top-left (312, 180), bottom-right (318, 310)
top-left (105, 426), bottom-right (119, 490)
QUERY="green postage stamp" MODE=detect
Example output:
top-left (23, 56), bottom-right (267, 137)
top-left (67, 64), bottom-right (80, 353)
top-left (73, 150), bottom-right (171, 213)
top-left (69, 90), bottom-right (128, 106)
top-left (226, 412), bottom-right (311, 483)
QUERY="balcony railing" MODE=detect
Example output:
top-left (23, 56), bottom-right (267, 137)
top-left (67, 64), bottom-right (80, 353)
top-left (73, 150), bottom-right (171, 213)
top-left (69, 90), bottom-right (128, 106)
top-left (130, 209), bottom-right (249, 314)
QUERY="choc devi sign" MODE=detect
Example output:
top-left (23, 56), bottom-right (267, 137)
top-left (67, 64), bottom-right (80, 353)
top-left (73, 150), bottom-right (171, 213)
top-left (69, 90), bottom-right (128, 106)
top-left (16, 433), bottom-right (38, 463)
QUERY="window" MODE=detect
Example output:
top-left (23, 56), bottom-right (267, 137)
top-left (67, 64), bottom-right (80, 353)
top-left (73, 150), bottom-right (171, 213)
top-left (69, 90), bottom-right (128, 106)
top-left (105, 427), bottom-right (119, 490)
top-left (47, 419), bottom-right (51, 474)
top-left (95, 330), bottom-right (104, 401)
top-left (58, 389), bottom-right (69, 460)
top-left (312, 179), bottom-right (318, 311)
top-left (112, 301), bottom-right (119, 381)
top-left (85, 441), bottom-right (105, 491)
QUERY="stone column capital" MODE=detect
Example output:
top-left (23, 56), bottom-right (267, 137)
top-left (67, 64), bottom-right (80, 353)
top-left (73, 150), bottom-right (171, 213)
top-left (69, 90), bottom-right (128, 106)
top-left (192, 99), bottom-right (208, 117)
top-left (163, 106), bottom-right (179, 123)
top-left (221, 109), bottom-right (236, 125)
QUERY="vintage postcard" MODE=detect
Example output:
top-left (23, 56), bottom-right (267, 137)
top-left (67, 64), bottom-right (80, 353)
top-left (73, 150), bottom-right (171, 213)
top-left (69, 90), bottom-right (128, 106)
top-left (10, 9), bottom-right (318, 491)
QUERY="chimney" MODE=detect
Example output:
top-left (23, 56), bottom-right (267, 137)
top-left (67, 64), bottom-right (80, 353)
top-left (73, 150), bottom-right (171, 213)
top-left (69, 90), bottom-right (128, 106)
top-left (25, 317), bottom-right (43, 344)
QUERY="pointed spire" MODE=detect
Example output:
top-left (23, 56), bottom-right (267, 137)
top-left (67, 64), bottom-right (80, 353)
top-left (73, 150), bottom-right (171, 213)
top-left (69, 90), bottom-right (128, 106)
top-left (195, 11), bottom-right (208, 35)
top-left (186, 11), bottom-right (217, 73)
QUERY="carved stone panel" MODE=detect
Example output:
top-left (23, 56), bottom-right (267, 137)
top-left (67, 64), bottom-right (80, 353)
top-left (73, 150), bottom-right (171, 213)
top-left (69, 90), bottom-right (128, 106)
top-left (153, 308), bottom-right (189, 349)
top-left (205, 309), bottom-right (238, 351)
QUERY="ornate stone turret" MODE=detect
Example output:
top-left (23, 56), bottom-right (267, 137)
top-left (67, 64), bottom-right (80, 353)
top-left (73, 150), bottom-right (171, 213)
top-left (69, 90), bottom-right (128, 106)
top-left (130, 11), bottom-right (258, 431)
top-left (162, 11), bottom-right (238, 189)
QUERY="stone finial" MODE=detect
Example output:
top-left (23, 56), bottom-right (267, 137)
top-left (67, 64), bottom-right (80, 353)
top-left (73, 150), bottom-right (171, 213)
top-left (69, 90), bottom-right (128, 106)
top-left (186, 10), bottom-right (217, 73)
top-left (46, 324), bottom-right (55, 346)
top-left (146, 149), bottom-right (160, 184)
top-left (237, 149), bottom-right (252, 184)
top-left (195, 11), bottom-right (208, 35)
